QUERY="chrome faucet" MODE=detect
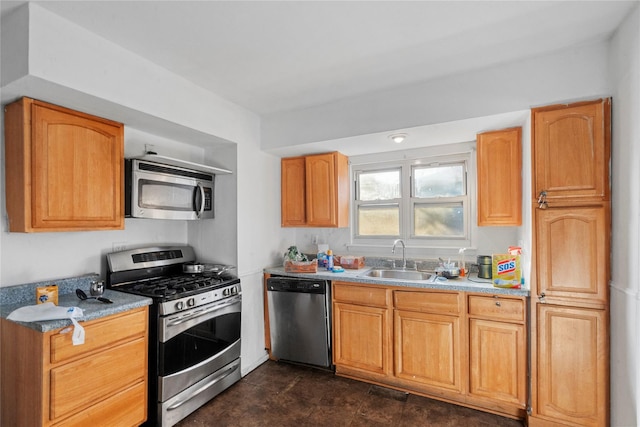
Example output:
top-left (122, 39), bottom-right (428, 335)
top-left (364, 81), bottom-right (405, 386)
top-left (392, 239), bottom-right (407, 270)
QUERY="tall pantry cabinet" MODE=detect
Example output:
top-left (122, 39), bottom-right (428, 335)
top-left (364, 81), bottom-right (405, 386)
top-left (529, 99), bottom-right (611, 427)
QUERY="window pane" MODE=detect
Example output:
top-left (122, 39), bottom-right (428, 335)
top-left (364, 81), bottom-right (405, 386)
top-left (414, 203), bottom-right (464, 236)
top-left (413, 165), bottom-right (464, 198)
top-left (358, 170), bottom-right (400, 201)
top-left (358, 205), bottom-right (399, 236)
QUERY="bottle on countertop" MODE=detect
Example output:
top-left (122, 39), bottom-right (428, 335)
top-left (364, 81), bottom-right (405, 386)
top-left (317, 244), bottom-right (329, 269)
top-left (326, 250), bottom-right (334, 270)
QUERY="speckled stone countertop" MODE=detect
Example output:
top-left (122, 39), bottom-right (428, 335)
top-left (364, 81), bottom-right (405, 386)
top-left (263, 266), bottom-right (529, 297)
top-left (0, 273), bottom-right (152, 332)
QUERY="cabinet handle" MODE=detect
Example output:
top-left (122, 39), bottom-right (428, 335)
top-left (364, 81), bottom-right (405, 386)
top-left (495, 301), bottom-right (501, 307)
top-left (538, 292), bottom-right (546, 303)
top-left (537, 191), bottom-right (548, 209)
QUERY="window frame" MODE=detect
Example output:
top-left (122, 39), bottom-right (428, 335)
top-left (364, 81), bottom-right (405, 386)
top-left (349, 143), bottom-right (476, 253)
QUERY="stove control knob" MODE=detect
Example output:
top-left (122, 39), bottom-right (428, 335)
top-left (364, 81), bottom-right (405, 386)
top-left (187, 298), bottom-right (195, 307)
top-left (231, 286), bottom-right (238, 295)
top-left (175, 301), bottom-right (184, 311)
top-left (223, 288), bottom-right (230, 296)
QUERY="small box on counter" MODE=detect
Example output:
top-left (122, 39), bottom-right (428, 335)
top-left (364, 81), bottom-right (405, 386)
top-left (284, 259), bottom-right (318, 273)
top-left (36, 285), bottom-right (58, 305)
top-left (335, 256), bottom-right (365, 269)
top-left (492, 254), bottom-right (522, 288)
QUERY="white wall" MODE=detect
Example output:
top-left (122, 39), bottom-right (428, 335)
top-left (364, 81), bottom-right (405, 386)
top-left (262, 40), bottom-right (612, 149)
top-left (0, 3), bottom-right (276, 376)
top-left (609, 4), bottom-right (640, 426)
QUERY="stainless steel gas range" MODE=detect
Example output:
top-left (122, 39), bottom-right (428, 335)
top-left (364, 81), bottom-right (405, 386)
top-left (107, 246), bottom-right (241, 427)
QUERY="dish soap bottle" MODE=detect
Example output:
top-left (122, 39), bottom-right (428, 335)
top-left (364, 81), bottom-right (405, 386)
top-left (317, 244), bottom-right (329, 269)
top-left (326, 250), bottom-right (334, 270)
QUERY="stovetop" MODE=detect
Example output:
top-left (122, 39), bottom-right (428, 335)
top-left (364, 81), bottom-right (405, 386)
top-left (113, 272), bottom-right (240, 301)
top-left (106, 245), bottom-right (242, 303)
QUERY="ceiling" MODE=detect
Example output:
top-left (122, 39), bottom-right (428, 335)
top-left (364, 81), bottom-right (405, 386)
top-left (1, 1), bottom-right (637, 117)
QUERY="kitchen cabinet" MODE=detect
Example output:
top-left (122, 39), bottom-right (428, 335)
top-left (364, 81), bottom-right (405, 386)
top-left (394, 290), bottom-right (463, 394)
top-left (4, 97), bottom-right (124, 232)
top-left (535, 206), bottom-right (609, 307)
top-left (280, 156), bottom-right (307, 226)
top-left (331, 281), bottom-right (528, 420)
top-left (332, 282), bottom-right (393, 380)
top-left (468, 295), bottom-right (527, 414)
top-left (281, 151), bottom-right (349, 227)
top-left (476, 127), bottom-right (522, 226)
top-left (532, 304), bottom-right (608, 427)
top-left (529, 98), bottom-right (610, 427)
top-left (0, 306), bottom-right (148, 426)
top-left (532, 99), bottom-right (611, 205)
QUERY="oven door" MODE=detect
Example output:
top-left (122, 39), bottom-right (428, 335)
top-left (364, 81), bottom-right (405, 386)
top-left (158, 295), bottom-right (241, 401)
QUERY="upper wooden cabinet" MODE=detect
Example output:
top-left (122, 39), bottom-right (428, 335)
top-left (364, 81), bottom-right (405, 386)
top-left (532, 99), bottom-right (611, 205)
top-left (281, 151), bottom-right (349, 227)
top-left (4, 97), bottom-right (124, 232)
top-left (477, 127), bottom-right (522, 226)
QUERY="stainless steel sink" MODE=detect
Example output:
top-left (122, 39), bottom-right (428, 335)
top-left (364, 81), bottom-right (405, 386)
top-left (362, 269), bottom-right (432, 281)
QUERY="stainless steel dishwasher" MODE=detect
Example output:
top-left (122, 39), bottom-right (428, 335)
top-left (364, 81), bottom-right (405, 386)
top-left (266, 277), bottom-right (332, 368)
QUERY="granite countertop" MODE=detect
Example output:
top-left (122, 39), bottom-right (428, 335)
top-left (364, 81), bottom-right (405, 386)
top-left (0, 274), bottom-right (152, 333)
top-left (263, 266), bottom-right (530, 297)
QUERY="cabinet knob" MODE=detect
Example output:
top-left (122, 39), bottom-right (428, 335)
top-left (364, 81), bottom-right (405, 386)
top-left (538, 292), bottom-right (546, 303)
top-left (495, 301), bottom-right (501, 307)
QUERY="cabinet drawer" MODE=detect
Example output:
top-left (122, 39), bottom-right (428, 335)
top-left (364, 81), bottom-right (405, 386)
top-left (468, 295), bottom-right (525, 322)
top-left (50, 337), bottom-right (147, 421)
top-left (394, 291), bottom-right (460, 314)
top-left (333, 282), bottom-right (389, 307)
top-left (50, 307), bottom-right (147, 364)
top-left (53, 381), bottom-right (146, 427)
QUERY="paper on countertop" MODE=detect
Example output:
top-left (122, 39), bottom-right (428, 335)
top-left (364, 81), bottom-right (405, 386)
top-left (7, 302), bottom-right (85, 345)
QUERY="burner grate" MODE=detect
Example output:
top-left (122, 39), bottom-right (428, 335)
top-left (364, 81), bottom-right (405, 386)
top-left (117, 273), bottom-right (232, 300)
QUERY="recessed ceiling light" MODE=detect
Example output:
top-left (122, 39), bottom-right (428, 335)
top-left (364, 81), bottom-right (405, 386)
top-left (389, 133), bottom-right (408, 144)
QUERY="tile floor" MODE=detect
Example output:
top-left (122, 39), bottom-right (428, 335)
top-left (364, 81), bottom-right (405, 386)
top-left (175, 360), bottom-right (525, 426)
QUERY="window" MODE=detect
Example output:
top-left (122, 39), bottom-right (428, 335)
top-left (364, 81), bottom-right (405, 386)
top-left (351, 146), bottom-right (473, 250)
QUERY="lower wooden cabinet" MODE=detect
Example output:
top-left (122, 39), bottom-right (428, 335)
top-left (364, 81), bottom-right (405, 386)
top-left (530, 304), bottom-right (608, 427)
top-left (332, 283), bottom-right (392, 380)
top-left (332, 281), bottom-right (528, 420)
top-left (468, 294), bottom-right (527, 413)
top-left (0, 306), bottom-right (148, 426)
top-left (394, 290), bottom-right (463, 394)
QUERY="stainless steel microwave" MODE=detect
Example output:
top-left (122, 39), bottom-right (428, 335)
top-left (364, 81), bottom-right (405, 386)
top-left (125, 159), bottom-right (215, 220)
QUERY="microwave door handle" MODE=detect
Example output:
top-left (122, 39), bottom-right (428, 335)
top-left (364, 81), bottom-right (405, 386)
top-left (194, 183), bottom-right (205, 218)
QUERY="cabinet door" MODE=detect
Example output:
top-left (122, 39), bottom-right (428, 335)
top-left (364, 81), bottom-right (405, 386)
top-left (306, 153), bottom-right (338, 226)
top-left (532, 305), bottom-right (607, 427)
top-left (533, 99), bottom-right (610, 204)
top-left (535, 205), bottom-right (608, 306)
top-left (469, 319), bottom-right (526, 407)
top-left (333, 302), bottom-right (391, 377)
top-left (281, 156), bottom-right (306, 226)
top-left (31, 101), bottom-right (123, 230)
top-left (394, 309), bottom-right (462, 393)
top-left (477, 127), bottom-right (522, 226)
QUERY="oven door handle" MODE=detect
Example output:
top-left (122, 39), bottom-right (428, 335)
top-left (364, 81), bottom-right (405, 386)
top-left (166, 361), bottom-right (240, 411)
top-left (166, 297), bottom-right (240, 328)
